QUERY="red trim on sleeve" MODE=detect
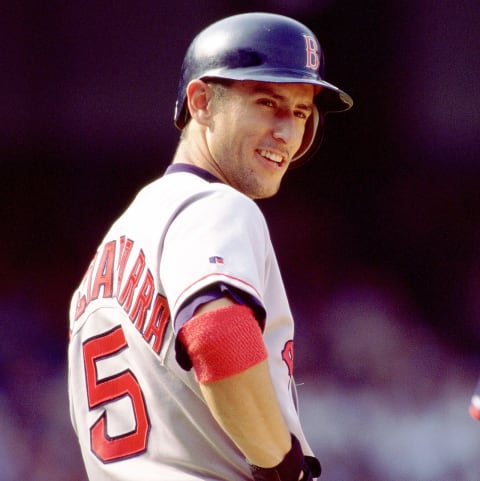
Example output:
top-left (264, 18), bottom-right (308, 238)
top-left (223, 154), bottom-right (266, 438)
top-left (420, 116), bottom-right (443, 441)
top-left (178, 304), bottom-right (267, 384)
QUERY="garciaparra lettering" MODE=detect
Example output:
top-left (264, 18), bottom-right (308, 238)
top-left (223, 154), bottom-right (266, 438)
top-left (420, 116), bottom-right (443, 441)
top-left (73, 236), bottom-right (170, 355)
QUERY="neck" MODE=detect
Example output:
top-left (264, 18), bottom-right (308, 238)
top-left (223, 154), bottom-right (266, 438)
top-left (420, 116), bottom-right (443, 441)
top-left (172, 125), bottom-right (227, 184)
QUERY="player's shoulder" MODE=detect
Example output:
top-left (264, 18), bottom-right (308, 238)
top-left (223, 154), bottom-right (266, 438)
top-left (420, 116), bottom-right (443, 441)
top-left (195, 179), bottom-right (263, 222)
top-left (206, 180), bottom-right (258, 207)
top-left (159, 169), bottom-right (263, 216)
top-left (130, 169), bottom-right (266, 235)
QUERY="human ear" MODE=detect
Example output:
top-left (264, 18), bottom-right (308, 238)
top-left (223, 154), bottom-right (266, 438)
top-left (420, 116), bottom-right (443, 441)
top-left (186, 79), bottom-right (213, 126)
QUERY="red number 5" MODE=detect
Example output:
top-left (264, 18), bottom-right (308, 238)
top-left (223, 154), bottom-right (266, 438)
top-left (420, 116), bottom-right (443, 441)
top-left (83, 326), bottom-right (150, 462)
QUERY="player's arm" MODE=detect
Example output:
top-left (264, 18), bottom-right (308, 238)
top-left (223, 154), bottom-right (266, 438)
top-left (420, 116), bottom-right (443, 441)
top-left (199, 304), bottom-right (290, 467)
top-left (177, 297), bottom-right (320, 480)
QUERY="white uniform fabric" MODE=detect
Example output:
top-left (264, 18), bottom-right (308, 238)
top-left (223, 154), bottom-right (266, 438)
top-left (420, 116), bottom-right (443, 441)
top-left (68, 165), bottom-right (314, 480)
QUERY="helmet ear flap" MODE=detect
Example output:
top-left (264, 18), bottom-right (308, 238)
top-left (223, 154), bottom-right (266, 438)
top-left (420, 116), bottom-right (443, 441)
top-left (290, 106), bottom-right (324, 167)
top-left (174, 99), bottom-right (188, 130)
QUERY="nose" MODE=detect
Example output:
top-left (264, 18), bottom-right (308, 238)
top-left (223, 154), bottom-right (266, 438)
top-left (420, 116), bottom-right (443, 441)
top-left (271, 110), bottom-right (298, 146)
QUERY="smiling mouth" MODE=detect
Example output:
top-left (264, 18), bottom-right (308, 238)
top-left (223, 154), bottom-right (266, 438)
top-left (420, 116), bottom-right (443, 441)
top-left (258, 149), bottom-right (285, 166)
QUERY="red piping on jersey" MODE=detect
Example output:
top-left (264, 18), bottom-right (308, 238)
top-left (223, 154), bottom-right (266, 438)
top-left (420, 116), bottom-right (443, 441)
top-left (172, 272), bottom-right (262, 313)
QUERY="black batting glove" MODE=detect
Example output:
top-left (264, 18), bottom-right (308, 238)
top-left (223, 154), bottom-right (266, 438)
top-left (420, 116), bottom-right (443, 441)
top-left (248, 434), bottom-right (321, 481)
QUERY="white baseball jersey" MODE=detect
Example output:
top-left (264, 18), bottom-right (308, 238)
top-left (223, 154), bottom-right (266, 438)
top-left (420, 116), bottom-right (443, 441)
top-left (68, 163), bottom-right (314, 480)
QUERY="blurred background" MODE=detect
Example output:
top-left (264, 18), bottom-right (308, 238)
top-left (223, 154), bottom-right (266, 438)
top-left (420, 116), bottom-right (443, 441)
top-left (1, 1), bottom-right (479, 479)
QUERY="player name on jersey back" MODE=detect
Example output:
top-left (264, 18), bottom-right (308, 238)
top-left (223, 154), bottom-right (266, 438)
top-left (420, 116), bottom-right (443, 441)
top-left (72, 235), bottom-right (170, 356)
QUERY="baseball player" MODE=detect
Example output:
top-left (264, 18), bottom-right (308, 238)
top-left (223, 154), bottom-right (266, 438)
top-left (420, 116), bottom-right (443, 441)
top-left (470, 376), bottom-right (480, 421)
top-left (68, 12), bottom-right (352, 481)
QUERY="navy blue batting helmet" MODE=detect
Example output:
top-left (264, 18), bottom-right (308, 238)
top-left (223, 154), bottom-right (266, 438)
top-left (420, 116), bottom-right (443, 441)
top-left (174, 12), bottom-right (353, 165)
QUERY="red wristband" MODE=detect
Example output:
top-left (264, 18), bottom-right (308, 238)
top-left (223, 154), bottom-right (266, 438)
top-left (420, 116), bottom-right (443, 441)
top-left (178, 304), bottom-right (267, 384)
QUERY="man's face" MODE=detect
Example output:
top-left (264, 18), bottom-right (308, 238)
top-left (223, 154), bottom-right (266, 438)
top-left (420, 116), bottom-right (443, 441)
top-left (206, 81), bottom-right (315, 199)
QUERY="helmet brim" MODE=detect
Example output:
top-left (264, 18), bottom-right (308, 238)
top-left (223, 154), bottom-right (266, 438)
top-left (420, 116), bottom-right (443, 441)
top-left (203, 67), bottom-right (353, 113)
top-left (174, 71), bottom-right (352, 131)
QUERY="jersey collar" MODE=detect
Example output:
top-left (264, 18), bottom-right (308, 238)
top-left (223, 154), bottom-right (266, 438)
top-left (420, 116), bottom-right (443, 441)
top-left (165, 163), bottom-right (223, 184)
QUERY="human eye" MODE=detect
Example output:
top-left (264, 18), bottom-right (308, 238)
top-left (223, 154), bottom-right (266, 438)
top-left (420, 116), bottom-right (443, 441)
top-left (294, 109), bottom-right (311, 120)
top-left (258, 98), bottom-right (276, 108)
top-left (294, 104), bottom-right (313, 120)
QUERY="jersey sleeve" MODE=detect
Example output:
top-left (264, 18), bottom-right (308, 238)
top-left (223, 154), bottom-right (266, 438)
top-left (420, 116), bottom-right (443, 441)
top-left (174, 283), bottom-right (266, 331)
top-left (160, 186), bottom-right (270, 323)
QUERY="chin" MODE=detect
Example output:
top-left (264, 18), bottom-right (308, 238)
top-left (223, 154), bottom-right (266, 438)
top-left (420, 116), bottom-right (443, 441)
top-left (251, 185), bottom-right (281, 200)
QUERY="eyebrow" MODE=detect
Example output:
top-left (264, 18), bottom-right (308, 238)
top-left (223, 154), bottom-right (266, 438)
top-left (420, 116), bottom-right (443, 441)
top-left (251, 85), bottom-right (314, 112)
